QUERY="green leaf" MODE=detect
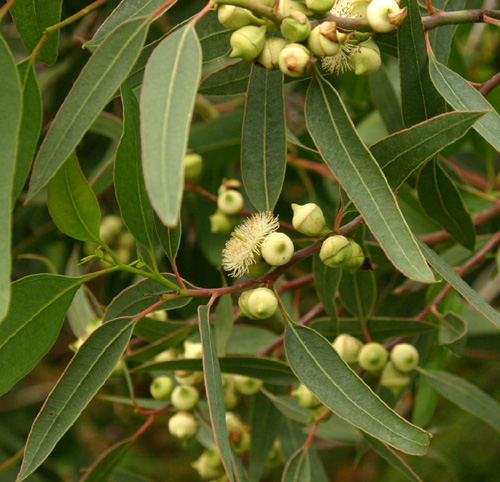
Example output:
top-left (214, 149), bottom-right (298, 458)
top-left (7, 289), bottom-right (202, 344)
top-left (115, 82), bottom-right (154, 248)
top-left (0, 274), bottom-right (83, 397)
top-left (195, 10), bottom-right (232, 62)
top-left (419, 369), bottom-right (500, 435)
top-left (313, 253), bottom-right (341, 323)
top-left (242, 65), bottom-right (286, 211)
top-left (438, 312), bottom-right (467, 356)
top-left (133, 317), bottom-right (189, 343)
top-left (338, 269), bottom-right (376, 321)
top-left (27, 17), bottom-right (149, 200)
top-left (141, 24), bottom-right (202, 227)
top-left (0, 35), bottom-right (22, 320)
top-left (429, 54), bottom-right (500, 152)
top-left (417, 159), bottom-right (475, 249)
top-left (215, 293), bottom-right (234, 357)
top-left (198, 305), bottom-right (235, 482)
top-left (284, 323), bottom-right (431, 454)
top-left (90, 112), bottom-right (123, 141)
top-left (199, 60), bottom-right (251, 96)
top-left (17, 317), bottom-right (136, 481)
top-left (398, 0), bottom-right (445, 126)
top-left (47, 152), bottom-right (102, 243)
top-left (371, 111), bottom-right (485, 191)
top-left (12, 60), bottom-right (42, 202)
top-left (305, 77), bottom-right (434, 283)
top-left (282, 447), bottom-right (311, 482)
top-left (155, 215), bottom-right (182, 262)
top-left (10, 0), bottom-right (62, 65)
top-left (419, 242), bottom-right (500, 330)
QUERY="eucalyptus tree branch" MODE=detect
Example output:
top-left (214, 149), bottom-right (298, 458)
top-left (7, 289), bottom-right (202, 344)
top-left (216, 0), bottom-right (284, 24)
top-left (479, 71), bottom-right (500, 96)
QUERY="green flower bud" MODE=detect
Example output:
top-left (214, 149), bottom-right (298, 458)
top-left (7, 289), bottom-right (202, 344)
top-left (319, 235), bottom-right (353, 268)
top-left (308, 22), bottom-right (347, 57)
top-left (291, 203), bottom-right (329, 236)
top-left (171, 385), bottom-right (200, 411)
top-left (332, 334), bottom-right (363, 363)
top-left (261, 232), bottom-right (294, 266)
top-left (99, 215), bottom-right (123, 245)
top-left (210, 211), bottom-right (237, 234)
top-left (358, 342), bottom-right (388, 372)
top-left (217, 189), bottom-right (244, 216)
top-left (267, 439), bottom-right (284, 468)
top-left (278, 42), bottom-right (315, 77)
top-left (246, 259), bottom-right (272, 278)
top-left (183, 153), bottom-right (203, 182)
top-left (192, 447), bottom-right (224, 480)
top-left (232, 374), bottom-right (263, 395)
top-left (366, 0), bottom-right (407, 33)
top-left (340, 240), bottom-right (365, 274)
top-left (217, 4), bottom-right (262, 30)
top-left (150, 376), bottom-right (175, 400)
top-left (257, 37), bottom-right (289, 70)
top-left (281, 12), bottom-right (311, 42)
top-left (147, 310), bottom-right (167, 322)
top-left (85, 317), bottom-right (102, 336)
top-left (222, 375), bottom-right (241, 409)
top-left (305, 0), bottom-right (335, 13)
top-left (279, 0), bottom-right (313, 16)
top-left (184, 340), bottom-right (203, 359)
top-left (247, 287), bottom-right (279, 319)
top-left (291, 384), bottom-right (322, 409)
top-left (226, 412), bottom-right (251, 454)
top-left (351, 0), bottom-right (370, 18)
top-left (168, 411), bottom-right (199, 440)
top-left (238, 290), bottom-right (258, 319)
top-left (260, 0), bottom-right (277, 6)
top-left (110, 360), bottom-right (123, 377)
top-left (175, 370), bottom-right (204, 386)
top-left (229, 25), bottom-right (267, 60)
top-left (350, 38), bottom-right (381, 76)
top-left (380, 361), bottom-right (411, 396)
top-left (154, 347), bottom-right (178, 362)
top-left (390, 343), bottom-right (419, 372)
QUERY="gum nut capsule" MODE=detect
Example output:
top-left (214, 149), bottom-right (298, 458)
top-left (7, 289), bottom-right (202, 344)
top-left (366, 0), bottom-right (406, 33)
top-left (150, 376), bottom-right (175, 400)
top-left (238, 290), bottom-right (258, 319)
top-left (278, 43), bottom-right (315, 78)
top-left (332, 334), bottom-right (364, 363)
top-left (350, 38), bottom-right (381, 76)
top-left (229, 25), bottom-right (267, 60)
top-left (380, 361), bottom-right (411, 396)
top-left (358, 342), bottom-right (389, 372)
top-left (183, 153), bottom-right (203, 182)
top-left (247, 287), bottom-right (279, 319)
top-left (291, 384), bottom-right (322, 409)
top-left (319, 235), bottom-right (353, 268)
top-left (168, 411), bottom-right (199, 440)
top-left (390, 343), bottom-right (419, 372)
top-left (171, 385), bottom-right (200, 411)
top-left (232, 374), bottom-right (263, 395)
top-left (217, 4), bottom-right (261, 30)
top-left (217, 189), bottom-right (244, 216)
top-left (340, 240), bottom-right (365, 274)
top-left (291, 203), bottom-right (329, 236)
top-left (257, 37), bottom-right (289, 70)
top-left (306, 0), bottom-right (335, 13)
top-left (260, 232), bottom-right (294, 266)
top-left (281, 12), bottom-right (311, 42)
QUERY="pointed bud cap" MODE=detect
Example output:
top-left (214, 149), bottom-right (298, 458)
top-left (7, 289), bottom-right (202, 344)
top-left (229, 25), bottom-right (267, 60)
top-left (390, 343), bottom-right (419, 372)
top-left (358, 342), bottom-right (388, 372)
top-left (291, 203), bottom-right (329, 236)
top-left (319, 235), bottom-right (353, 268)
top-left (171, 385), bottom-right (200, 411)
top-left (366, 0), bottom-right (405, 32)
top-left (281, 12), bottom-right (311, 42)
top-left (278, 42), bottom-right (316, 77)
top-left (350, 38), bottom-right (381, 76)
top-left (261, 232), bottom-right (294, 266)
top-left (380, 361), bottom-right (411, 396)
top-left (168, 411), bottom-right (199, 440)
top-left (332, 334), bottom-right (364, 363)
top-left (217, 4), bottom-right (262, 30)
top-left (247, 287), bottom-right (278, 319)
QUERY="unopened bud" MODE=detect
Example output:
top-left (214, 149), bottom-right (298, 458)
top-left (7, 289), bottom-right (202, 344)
top-left (232, 374), bottom-right (263, 395)
top-left (229, 25), bottom-right (267, 60)
top-left (305, 0), bottom-right (335, 13)
top-left (154, 348), bottom-right (178, 362)
top-left (279, 0), bottom-right (313, 16)
top-left (350, 38), bottom-right (381, 76)
top-left (358, 342), bottom-right (388, 372)
top-left (366, 0), bottom-right (406, 32)
top-left (210, 211), bottom-right (237, 234)
top-left (319, 235), bottom-right (352, 268)
top-left (308, 24), bottom-right (343, 57)
top-left (226, 412), bottom-right (251, 454)
top-left (291, 203), bottom-right (329, 236)
top-left (171, 385), bottom-right (200, 411)
top-left (341, 240), bottom-right (365, 274)
top-left (238, 290), bottom-right (258, 319)
top-left (99, 215), bottom-right (123, 245)
top-left (257, 37), bottom-right (289, 70)
top-left (291, 384), bottom-right (322, 409)
top-left (222, 375), bottom-right (240, 409)
top-left (278, 43), bottom-right (315, 77)
top-left (184, 340), bottom-right (203, 359)
top-left (192, 447), bottom-right (224, 480)
top-left (380, 361), bottom-right (411, 396)
top-left (217, 4), bottom-right (262, 30)
top-left (183, 153), bottom-right (203, 182)
top-left (332, 334), bottom-right (363, 363)
top-left (390, 343), bottom-right (419, 372)
top-left (147, 310), bottom-right (167, 322)
top-left (217, 189), bottom-right (244, 215)
top-left (175, 370), bottom-right (204, 386)
top-left (150, 376), bottom-right (175, 400)
top-left (168, 411), bottom-right (199, 440)
top-left (281, 12), bottom-right (311, 42)
top-left (246, 259), bottom-right (272, 278)
top-left (247, 287), bottom-right (279, 319)
top-left (261, 232), bottom-right (294, 266)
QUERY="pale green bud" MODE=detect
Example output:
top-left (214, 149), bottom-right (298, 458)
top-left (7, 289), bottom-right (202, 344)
top-left (183, 153), bottom-right (203, 182)
top-left (366, 0), bottom-right (407, 33)
top-left (226, 412), bottom-right (251, 454)
top-left (184, 340), bottom-right (203, 359)
top-left (358, 342), bottom-right (388, 372)
top-left (150, 376), bottom-right (175, 400)
top-left (232, 374), bottom-right (263, 395)
top-left (278, 42), bottom-right (315, 77)
top-left (168, 411), bottom-right (198, 440)
top-left (217, 4), bottom-right (262, 30)
top-left (261, 232), bottom-right (294, 266)
top-left (332, 334), bottom-right (363, 363)
top-left (192, 447), bottom-right (224, 480)
top-left (257, 37), bottom-right (289, 70)
top-left (171, 385), bottom-right (200, 411)
top-left (305, 0), bottom-right (335, 13)
top-left (147, 310), bottom-right (167, 322)
top-left (279, 0), bottom-right (313, 15)
top-left (281, 12), bottom-right (311, 42)
top-left (380, 361), bottom-right (411, 396)
top-left (85, 317), bottom-right (102, 336)
top-left (341, 240), bottom-right (365, 274)
top-left (260, 0), bottom-right (277, 6)
top-left (222, 375), bottom-right (240, 409)
top-left (291, 203), bottom-right (329, 236)
top-left (210, 211), bottom-right (237, 234)
top-left (351, 0), bottom-right (370, 17)
top-left (308, 23), bottom-right (347, 57)
top-left (217, 189), bottom-right (244, 216)
top-left (229, 25), bottom-right (267, 60)
top-left (175, 370), bottom-right (204, 386)
top-left (319, 235), bottom-right (353, 268)
top-left (390, 343), bottom-right (419, 372)
top-left (238, 290), bottom-right (258, 319)
top-left (99, 215), bottom-right (123, 244)
top-left (291, 384), bottom-right (322, 409)
top-left (267, 439), bottom-right (284, 468)
top-left (247, 287), bottom-right (279, 319)
top-left (154, 348), bottom-right (178, 362)
top-left (246, 259), bottom-right (272, 278)
top-left (350, 38), bottom-right (381, 75)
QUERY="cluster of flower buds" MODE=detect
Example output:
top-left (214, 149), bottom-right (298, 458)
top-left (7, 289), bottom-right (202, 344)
top-left (211, 179), bottom-right (244, 234)
top-left (319, 235), bottom-right (365, 274)
top-left (332, 334), bottom-right (419, 395)
top-left (215, 0), bottom-right (407, 77)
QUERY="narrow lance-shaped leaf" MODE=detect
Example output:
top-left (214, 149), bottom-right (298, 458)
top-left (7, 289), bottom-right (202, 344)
top-left (338, 269), bottom-right (376, 321)
top-left (438, 312), bottom-right (467, 356)
top-left (199, 60), bottom-right (252, 96)
top-left (313, 253), bottom-right (341, 324)
top-left (242, 65), bottom-right (286, 211)
top-left (215, 292), bottom-right (234, 357)
top-left (0, 35), bottom-right (22, 320)
top-left (10, 0), bottom-right (62, 65)
top-left (115, 82), bottom-right (154, 248)
top-left (419, 369), bottom-right (500, 435)
top-left (18, 318), bottom-right (137, 481)
top-left (305, 77), bottom-right (434, 283)
top-left (48, 152), bottom-right (102, 244)
top-left (428, 53), bottom-right (500, 153)
top-left (282, 447), bottom-right (311, 482)
top-left (285, 323), bottom-right (431, 455)
top-left (155, 215), bottom-right (182, 262)
top-left (0, 274), bottom-right (84, 398)
top-left (198, 305), bottom-right (235, 482)
top-left (141, 24), bottom-right (202, 227)
top-left (27, 17), bottom-right (150, 200)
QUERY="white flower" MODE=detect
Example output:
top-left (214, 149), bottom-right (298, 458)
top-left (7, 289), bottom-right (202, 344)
top-left (222, 211), bottom-right (279, 278)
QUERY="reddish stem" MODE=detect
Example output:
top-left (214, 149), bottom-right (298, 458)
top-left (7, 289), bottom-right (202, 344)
top-left (149, 0), bottom-right (177, 19)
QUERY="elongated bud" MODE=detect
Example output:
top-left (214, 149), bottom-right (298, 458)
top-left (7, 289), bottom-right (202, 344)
top-left (390, 343), bottom-right (419, 372)
top-left (350, 38), bottom-right (381, 75)
top-left (291, 203), bottom-right (329, 236)
top-left (281, 12), bottom-right (311, 42)
top-left (257, 37), bottom-right (289, 70)
top-left (306, 0), bottom-right (335, 13)
top-left (192, 447), bottom-right (224, 480)
top-left (217, 4), bottom-right (262, 30)
top-left (232, 374), bottom-right (263, 395)
top-left (308, 24), bottom-right (344, 57)
top-left (230, 25), bottom-right (267, 60)
top-left (320, 235), bottom-right (352, 268)
top-left (247, 287), bottom-right (279, 319)
top-left (150, 376), bottom-right (175, 400)
top-left (332, 334), bottom-right (363, 363)
top-left (261, 232), bottom-right (294, 266)
top-left (217, 189), bottom-right (244, 215)
top-left (380, 361), bottom-right (411, 396)
top-left (183, 153), bottom-right (203, 182)
top-left (366, 0), bottom-right (406, 32)
top-left (291, 384), bottom-right (322, 409)
top-left (171, 385), bottom-right (200, 411)
top-left (168, 411), bottom-right (199, 440)
top-left (358, 342), bottom-right (388, 372)
top-left (341, 240), bottom-right (365, 274)
top-left (278, 43), bottom-right (315, 77)
top-left (210, 211), bottom-right (237, 234)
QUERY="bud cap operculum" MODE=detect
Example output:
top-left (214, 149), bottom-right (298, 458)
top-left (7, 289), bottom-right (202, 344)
top-left (319, 235), bottom-right (353, 268)
top-left (291, 203), bottom-right (329, 236)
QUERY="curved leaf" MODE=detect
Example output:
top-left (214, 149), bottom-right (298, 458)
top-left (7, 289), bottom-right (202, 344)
top-left (155, 215), bottom-right (182, 262)
top-left (282, 447), bottom-right (310, 482)
top-left (313, 253), bottom-right (341, 323)
top-left (338, 269), bottom-right (376, 321)
top-left (438, 312), bottom-right (467, 356)
top-left (199, 60), bottom-right (251, 96)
